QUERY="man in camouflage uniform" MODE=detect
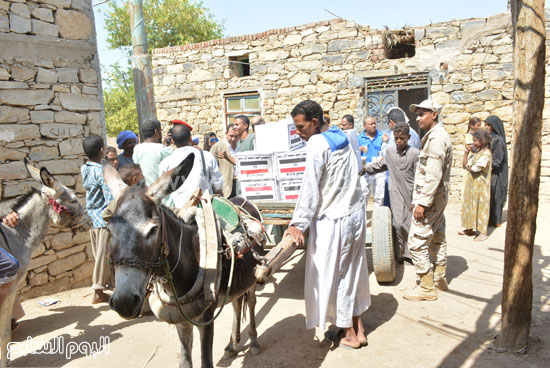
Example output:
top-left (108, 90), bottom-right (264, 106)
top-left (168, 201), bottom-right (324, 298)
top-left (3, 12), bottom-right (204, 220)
top-left (404, 99), bottom-right (453, 301)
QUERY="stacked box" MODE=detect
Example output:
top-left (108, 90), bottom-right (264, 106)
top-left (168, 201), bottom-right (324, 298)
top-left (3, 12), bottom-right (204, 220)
top-left (274, 150), bottom-right (307, 180)
top-left (278, 179), bottom-right (303, 201)
top-left (254, 118), bottom-right (305, 153)
top-left (240, 179), bottom-right (279, 200)
top-left (236, 152), bottom-right (274, 181)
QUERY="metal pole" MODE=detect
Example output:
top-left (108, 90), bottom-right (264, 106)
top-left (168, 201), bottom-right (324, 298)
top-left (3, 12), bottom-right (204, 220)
top-left (129, 0), bottom-right (156, 142)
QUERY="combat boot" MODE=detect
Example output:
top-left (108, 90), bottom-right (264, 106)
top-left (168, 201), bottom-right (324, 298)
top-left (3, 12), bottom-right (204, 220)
top-left (433, 265), bottom-right (449, 291)
top-left (403, 271), bottom-right (437, 301)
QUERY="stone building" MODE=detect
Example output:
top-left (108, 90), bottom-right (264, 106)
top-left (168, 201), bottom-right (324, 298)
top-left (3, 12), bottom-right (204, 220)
top-left (151, 11), bottom-right (550, 201)
top-left (0, 0), bottom-right (104, 298)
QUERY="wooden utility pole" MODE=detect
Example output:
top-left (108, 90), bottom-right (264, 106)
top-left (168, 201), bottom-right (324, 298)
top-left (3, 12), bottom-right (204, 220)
top-left (496, 0), bottom-right (545, 351)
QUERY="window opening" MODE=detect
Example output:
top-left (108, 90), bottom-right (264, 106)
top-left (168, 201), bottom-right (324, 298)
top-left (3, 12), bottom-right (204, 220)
top-left (383, 28), bottom-right (415, 59)
top-left (229, 55), bottom-right (250, 77)
top-left (224, 92), bottom-right (261, 127)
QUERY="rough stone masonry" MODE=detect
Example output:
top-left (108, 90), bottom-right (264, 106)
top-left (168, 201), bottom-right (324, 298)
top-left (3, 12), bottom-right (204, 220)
top-left (0, 0), bottom-right (104, 299)
top-left (151, 11), bottom-right (550, 203)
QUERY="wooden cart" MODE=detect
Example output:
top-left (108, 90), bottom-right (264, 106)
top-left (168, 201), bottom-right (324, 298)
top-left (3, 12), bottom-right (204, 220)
top-left (252, 200), bottom-right (396, 284)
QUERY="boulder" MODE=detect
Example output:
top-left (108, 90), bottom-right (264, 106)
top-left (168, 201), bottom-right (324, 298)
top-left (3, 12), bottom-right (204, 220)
top-left (58, 93), bottom-right (101, 111)
top-left (9, 14), bottom-right (31, 33)
top-left (0, 124), bottom-right (41, 141)
top-left (0, 90), bottom-right (53, 106)
top-left (47, 252), bottom-right (86, 276)
top-left (0, 106), bottom-right (29, 123)
top-left (56, 9), bottom-right (92, 40)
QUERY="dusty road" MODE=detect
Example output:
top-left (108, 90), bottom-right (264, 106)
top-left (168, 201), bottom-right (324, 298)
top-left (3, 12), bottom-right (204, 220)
top-left (7, 202), bottom-right (550, 367)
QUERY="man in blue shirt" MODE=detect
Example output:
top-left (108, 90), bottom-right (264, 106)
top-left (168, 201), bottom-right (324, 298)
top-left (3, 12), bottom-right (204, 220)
top-left (358, 116), bottom-right (385, 207)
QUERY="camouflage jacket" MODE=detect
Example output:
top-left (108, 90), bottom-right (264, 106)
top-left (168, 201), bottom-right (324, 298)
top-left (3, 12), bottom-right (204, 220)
top-left (412, 123), bottom-right (453, 208)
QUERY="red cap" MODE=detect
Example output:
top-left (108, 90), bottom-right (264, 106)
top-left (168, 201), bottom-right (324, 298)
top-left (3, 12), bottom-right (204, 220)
top-left (171, 119), bottom-right (193, 131)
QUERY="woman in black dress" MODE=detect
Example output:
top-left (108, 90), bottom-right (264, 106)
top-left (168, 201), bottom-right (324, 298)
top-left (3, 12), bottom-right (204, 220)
top-left (485, 115), bottom-right (508, 227)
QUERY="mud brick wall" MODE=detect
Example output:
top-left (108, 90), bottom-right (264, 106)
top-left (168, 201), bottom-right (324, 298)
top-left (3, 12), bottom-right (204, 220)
top-left (0, 0), bottom-right (105, 299)
top-left (152, 11), bottom-right (550, 202)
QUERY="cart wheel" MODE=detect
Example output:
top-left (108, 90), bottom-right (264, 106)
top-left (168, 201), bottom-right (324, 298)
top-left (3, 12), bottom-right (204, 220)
top-left (372, 205), bottom-right (395, 283)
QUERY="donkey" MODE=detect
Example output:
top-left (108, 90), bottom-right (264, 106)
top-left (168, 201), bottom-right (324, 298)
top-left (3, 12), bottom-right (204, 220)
top-left (0, 160), bottom-right (92, 367)
top-left (105, 155), bottom-right (263, 368)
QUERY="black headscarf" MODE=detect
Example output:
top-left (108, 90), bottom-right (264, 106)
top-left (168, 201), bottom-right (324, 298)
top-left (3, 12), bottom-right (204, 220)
top-left (485, 115), bottom-right (506, 141)
top-left (485, 115), bottom-right (508, 185)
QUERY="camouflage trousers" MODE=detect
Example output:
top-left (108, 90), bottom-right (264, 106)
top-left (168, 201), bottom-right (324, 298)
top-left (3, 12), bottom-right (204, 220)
top-left (408, 206), bottom-right (448, 274)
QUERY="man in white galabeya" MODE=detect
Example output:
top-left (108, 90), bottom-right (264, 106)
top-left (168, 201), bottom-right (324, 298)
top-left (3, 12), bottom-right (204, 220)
top-left (284, 100), bottom-right (371, 349)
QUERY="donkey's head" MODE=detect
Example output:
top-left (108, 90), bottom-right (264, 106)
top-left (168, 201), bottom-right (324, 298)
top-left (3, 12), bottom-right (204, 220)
top-left (104, 154), bottom-right (194, 319)
top-left (25, 159), bottom-right (92, 233)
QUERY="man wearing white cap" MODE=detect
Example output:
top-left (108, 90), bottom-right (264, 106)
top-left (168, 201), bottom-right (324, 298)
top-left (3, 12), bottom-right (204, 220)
top-left (404, 99), bottom-right (453, 301)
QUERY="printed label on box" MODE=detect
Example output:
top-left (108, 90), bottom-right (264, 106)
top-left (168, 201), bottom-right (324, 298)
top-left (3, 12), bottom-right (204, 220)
top-left (236, 153), bottom-right (273, 180)
top-left (278, 179), bottom-right (303, 201)
top-left (275, 150), bottom-right (307, 180)
top-left (241, 180), bottom-right (278, 200)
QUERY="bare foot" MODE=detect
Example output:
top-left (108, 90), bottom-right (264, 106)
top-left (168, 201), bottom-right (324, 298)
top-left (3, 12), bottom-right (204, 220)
top-left (474, 234), bottom-right (488, 242)
top-left (353, 316), bottom-right (368, 346)
top-left (339, 327), bottom-right (361, 349)
top-left (92, 291), bottom-right (110, 304)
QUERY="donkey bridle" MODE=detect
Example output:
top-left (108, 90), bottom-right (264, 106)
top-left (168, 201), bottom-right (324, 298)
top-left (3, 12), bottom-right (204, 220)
top-left (109, 208), bottom-right (169, 273)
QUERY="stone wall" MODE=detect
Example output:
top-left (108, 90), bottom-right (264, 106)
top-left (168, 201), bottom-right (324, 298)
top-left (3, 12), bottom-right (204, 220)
top-left (0, 0), bottom-right (104, 299)
top-left (151, 12), bottom-right (550, 201)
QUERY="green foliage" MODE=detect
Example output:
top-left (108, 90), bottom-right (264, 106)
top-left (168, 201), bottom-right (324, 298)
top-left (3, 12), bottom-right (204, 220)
top-left (104, 0), bottom-right (225, 51)
top-left (102, 0), bottom-right (224, 136)
top-left (103, 63), bottom-right (138, 136)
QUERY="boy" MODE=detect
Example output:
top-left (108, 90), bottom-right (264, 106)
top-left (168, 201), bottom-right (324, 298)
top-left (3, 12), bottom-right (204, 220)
top-left (81, 135), bottom-right (114, 304)
top-left (102, 164), bottom-right (145, 223)
top-left (364, 122), bottom-right (420, 262)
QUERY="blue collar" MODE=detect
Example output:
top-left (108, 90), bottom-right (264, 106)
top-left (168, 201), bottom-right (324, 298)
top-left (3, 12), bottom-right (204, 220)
top-left (321, 126), bottom-right (349, 152)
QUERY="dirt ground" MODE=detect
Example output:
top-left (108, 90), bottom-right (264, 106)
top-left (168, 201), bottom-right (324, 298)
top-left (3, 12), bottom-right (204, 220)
top-left (6, 202), bottom-right (550, 367)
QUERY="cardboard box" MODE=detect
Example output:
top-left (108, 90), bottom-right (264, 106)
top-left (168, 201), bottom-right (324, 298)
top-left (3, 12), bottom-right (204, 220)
top-left (254, 118), bottom-right (306, 153)
top-left (241, 179), bottom-right (278, 200)
top-left (236, 152), bottom-right (274, 181)
top-left (274, 150), bottom-right (307, 180)
top-left (278, 179), bottom-right (303, 201)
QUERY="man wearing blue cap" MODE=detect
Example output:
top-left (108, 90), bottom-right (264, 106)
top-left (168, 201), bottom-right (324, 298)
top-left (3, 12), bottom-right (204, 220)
top-left (116, 130), bottom-right (138, 169)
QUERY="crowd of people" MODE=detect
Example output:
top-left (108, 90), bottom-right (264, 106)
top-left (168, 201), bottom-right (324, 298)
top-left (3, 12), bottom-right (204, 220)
top-left (1, 97), bottom-right (509, 351)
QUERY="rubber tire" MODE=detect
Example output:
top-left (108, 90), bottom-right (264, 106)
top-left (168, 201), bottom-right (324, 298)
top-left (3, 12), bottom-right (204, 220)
top-left (372, 205), bottom-right (396, 283)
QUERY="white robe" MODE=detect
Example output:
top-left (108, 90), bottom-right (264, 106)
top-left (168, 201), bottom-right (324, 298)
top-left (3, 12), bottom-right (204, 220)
top-left (290, 134), bottom-right (371, 329)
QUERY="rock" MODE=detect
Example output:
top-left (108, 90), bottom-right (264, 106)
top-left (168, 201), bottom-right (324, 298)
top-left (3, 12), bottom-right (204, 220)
top-left (39, 123), bottom-right (83, 138)
top-left (289, 60), bottom-right (322, 71)
top-left (28, 254), bottom-right (57, 271)
top-left (58, 93), bottom-right (101, 111)
top-left (0, 124), bottom-right (41, 141)
top-left (435, 39), bottom-right (460, 49)
top-left (476, 89), bottom-right (501, 100)
top-left (443, 112), bottom-right (470, 125)
top-left (81, 86), bottom-right (98, 95)
top-left (56, 243), bottom-right (86, 259)
top-left (29, 145), bottom-right (59, 161)
top-left (0, 81), bottom-right (29, 89)
top-left (300, 43), bottom-right (327, 56)
top-left (0, 14), bottom-right (8, 33)
top-left (10, 3), bottom-right (30, 18)
top-left (0, 106), bottom-right (29, 123)
top-left (0, 161), bottom-right (27, 179)
top-left (36, 67), bottom-right (58, 83)
top-left (11, 66), bottom-right (36, 81)
top-left (54, 111), bottom-right (86, 124)
top-left (79, 68), bottom-right (97, 83)
top-left (30, 110), bottom-right (54, 123)
top-left (327, 39), bottom-right (364, 52)
top-left (56, 9), bottom-right (92, 40)
top-left (47, 252), bottom-right (86, 276)
top-left (59, 138), bottom-right (84, 156)
top-left (39, 158), bottom-right (83, 175)
top-left (57, 68), bottom-right (79, 82)
top-left (0, 90), bottom-right (53, 106)
top-left (425, 26), bottom-right (459, 38)
top-left (31, 243), bottom-right (46, 258)
top-left (451, 91), bottom-right (475, 104)
top-left (289, 72), bottom-right (310, 86)
top-left (72, 260), bottom-right (94, 281)
top-left (319, 71), bottom-right (347, 83)
top-left (31, 19), bottom-right (58, 37)
top-left (258, 50), bottom-right (289, 62)
top-left (460, 19), bottom-right (486, 32)
top-left (464, 81), bottom-right (486, 93)
top-left (443, 84), bottom-right (462, 93)
top-left (50, 230), bottom-right (89, 251)
top-left (283, 34), bottom-right (302, 46)
top-left (29, 271), bottom-right (48, 287)
top-left (0, 0), bottom-right (8, 11)
top-left (0, 67), bottom-right (9, 80)
top-left (0, 147), bottom-right (26, 162)
top-left (9, 14), bottom-right (31, 33)
top-left (31, 7), bottom-right (54, 22)
top-left (188, 69), bottom-right (212, 82)
top-left (0, 180), bottom-right (39, 198)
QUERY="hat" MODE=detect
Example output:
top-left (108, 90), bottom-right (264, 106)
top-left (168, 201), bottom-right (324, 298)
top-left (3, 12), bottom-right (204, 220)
top-left (191, 136), bottom-right (200, 145)
top-left (116, 130), bottom-right (138, 149)
top-left (171, 119), bottom-right (193, 131)
top-left (409, 99), bottom-right (441, 114)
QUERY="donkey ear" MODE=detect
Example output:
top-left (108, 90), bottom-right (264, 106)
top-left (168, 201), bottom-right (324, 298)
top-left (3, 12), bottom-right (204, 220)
top-left (102, 159), bottom-right (128, 199)
top-left (25, 158), bottom-right (42, 183)
top-left (39, 167), bottom-right (57, 189)
top-left (147, 153), bottom-right (195, 204)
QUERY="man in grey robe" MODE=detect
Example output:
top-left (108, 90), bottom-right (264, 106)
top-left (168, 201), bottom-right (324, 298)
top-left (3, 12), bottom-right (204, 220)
top-left (364, 122), bottom-right (419, 261)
